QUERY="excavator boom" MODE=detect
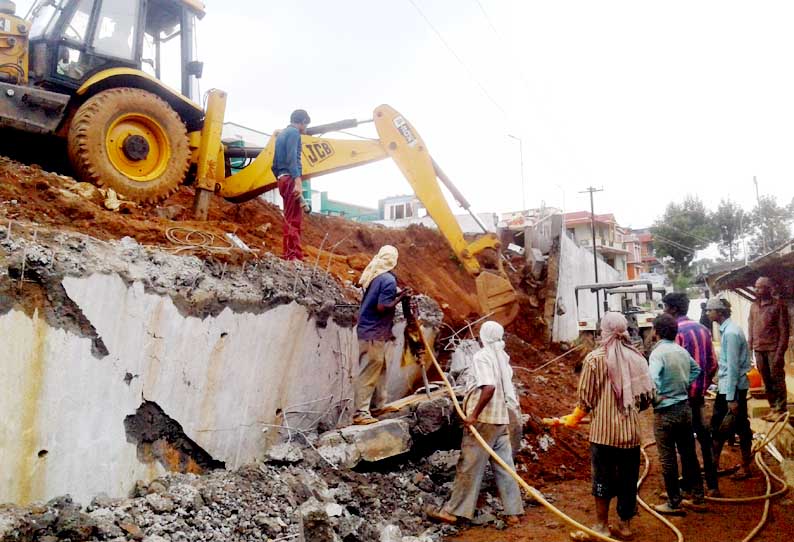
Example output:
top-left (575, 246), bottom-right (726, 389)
top-left (201, 96), bottom-right (519, 326)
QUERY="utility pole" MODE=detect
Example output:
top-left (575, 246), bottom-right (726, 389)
top-left (580, 186), bottom-right (604, 321)
top-left (753, 176), bottom-right (767, 253)
top-left (507, 134), bottom-right (526, 211)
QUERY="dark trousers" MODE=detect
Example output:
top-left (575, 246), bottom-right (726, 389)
top-left (756, 350), bottom-right (788, 413)
top-left (590, 443), bottom-right (640, 521)
top-left (277, 175), bottom-right (303, 261)
top-left (689, 396), bottom-right (717, 490)
top-left (654, 401), bottom-right (704, 507)
top-left (711, 390), bottom-right (752, 468)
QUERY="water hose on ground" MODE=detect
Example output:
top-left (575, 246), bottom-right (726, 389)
top-left (419, 325), bottom-right (791, 542)
top-left (418, 328), bottom-right (625, 542)
top-left (635, 412), bottom-right (790, 542)
top-left (638, 444), bottom-right (685, 542)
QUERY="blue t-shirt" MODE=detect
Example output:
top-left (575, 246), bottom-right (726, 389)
top-left (357, 272), bottom-right (397, 341)
top-left (271, 125), bottom-right (302, 178)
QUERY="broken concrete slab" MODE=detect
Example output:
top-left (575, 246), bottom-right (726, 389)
top-left (265, 442), bottom-right (305, 464)
top-left (317, 419), bottom-right (412, 468)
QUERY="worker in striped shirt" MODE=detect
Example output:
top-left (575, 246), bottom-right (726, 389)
top-left (561, 312), bottom-right (655, 541)
top-left (662, 292), bottom-right (720, 496)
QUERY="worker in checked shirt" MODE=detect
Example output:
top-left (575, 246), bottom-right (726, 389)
top-left (662, 292), bottom-right (720, 496)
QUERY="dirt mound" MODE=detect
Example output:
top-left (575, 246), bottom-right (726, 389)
top-left (0, 156), bottom-right (546, 344)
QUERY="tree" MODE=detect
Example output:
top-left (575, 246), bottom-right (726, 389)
top-left (651, 196), bottom-right (715, 284)
top-left (749, 195), bottom-right (792, 256)
top-left (711, 199), bottom-right (745, 262)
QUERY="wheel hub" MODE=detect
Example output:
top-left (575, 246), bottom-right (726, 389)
top-left (122, 135), bottom-right (150, 161)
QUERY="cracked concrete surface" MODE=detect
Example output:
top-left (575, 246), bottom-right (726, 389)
top-left (0, 224), bottom-right (443, 505)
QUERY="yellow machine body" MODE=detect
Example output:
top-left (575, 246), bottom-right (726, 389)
top-left (0, 7), bottom-right (28, 84)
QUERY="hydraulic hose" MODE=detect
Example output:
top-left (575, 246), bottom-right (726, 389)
top-left (419, 329), bottom-right (626, 542)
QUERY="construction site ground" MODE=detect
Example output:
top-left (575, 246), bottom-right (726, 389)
top-left (0, 156), bottom-right (791, 542)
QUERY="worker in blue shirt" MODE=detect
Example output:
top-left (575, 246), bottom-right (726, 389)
top-left (272, 109), bottom-right (311, 261)
top-left (353, 245), bottom-right (411, 425)
top-left (706, 297), bottom-right (753, 480)
top-left (649, 314), bottom-right (706, 514)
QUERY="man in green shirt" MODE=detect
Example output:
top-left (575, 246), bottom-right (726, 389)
top-left (649, 314), bottom-right (705, 514)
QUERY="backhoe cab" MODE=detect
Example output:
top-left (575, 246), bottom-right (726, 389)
top-left (17, 0), bottom-right (203, 96)
top-left (0, 0), bottom-right (204, 202)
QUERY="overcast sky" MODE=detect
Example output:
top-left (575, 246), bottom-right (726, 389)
top-left (17, 1), bottom-right (794, 228)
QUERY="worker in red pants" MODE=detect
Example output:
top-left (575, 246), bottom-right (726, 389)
top-left (272, 109), bottom-right (311, 261)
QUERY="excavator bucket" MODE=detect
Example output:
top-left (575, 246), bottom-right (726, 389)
top-left (476, 271), bottom-right (520, 327)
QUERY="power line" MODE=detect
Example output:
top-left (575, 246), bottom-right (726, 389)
top-left (472, 0), bottom-right (535, 96)
top-left (653, 234), bottom-right (696, 254)
top-left (406, 0), bottom-right (507, 116)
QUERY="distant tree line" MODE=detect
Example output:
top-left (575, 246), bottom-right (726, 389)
top-left (650, 194), bottom-right (793, 286)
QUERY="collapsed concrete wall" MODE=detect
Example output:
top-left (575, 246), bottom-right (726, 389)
top-left (0, 225), bottom-right (441, 506)
top-left (552, 233), bottom-right (622, 343)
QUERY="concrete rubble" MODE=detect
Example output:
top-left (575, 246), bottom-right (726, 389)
top-left (0, 443), bottom-right (534, 542)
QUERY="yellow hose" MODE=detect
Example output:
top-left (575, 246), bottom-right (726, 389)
top-left (742, 453), bottom-right (773, 542)
top-left (705, 412), bottom-right (790, 504)
top-left (637, 445), bottom-right (685, 542)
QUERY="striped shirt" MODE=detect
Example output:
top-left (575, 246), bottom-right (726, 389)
top-left (463, 349), bottom-right (510, 425)
top-left (675, 317), bottom-right (717, 398)
top-left (577, 347), bottom-right (642, 448)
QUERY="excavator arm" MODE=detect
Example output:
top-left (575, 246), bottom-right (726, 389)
top-left (202, 97), bottom-right (518, 325)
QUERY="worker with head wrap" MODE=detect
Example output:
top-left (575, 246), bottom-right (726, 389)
top-left (427, 321), bottom-right (524, 526)
top-left (353, 245), bottom-right (411, 425)
top-left (562, 312), bottom-right (655, 542)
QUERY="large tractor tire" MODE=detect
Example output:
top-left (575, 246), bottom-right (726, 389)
top-left (67, 88), bottom-right (190, 204)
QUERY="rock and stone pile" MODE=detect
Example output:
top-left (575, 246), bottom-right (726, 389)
top-left (0, 445), bottom-right (533, 542)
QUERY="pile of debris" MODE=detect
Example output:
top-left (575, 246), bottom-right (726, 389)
top-left (0, 444), bottom-right (540, 542)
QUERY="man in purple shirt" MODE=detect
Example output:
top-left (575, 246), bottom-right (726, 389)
top-left (663, 292), bottom-right (720, 496)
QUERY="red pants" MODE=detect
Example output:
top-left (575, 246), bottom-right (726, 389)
top-left (277, 175), bottom-right (303, 261)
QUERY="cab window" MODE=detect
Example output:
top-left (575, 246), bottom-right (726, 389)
top-left (63, 0), bottom-right (94, 44)
top-left (92, 0), bottom-right (139, 60)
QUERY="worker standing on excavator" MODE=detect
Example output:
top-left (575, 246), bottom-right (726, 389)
top-left (353, 246), bottom-right (410, 425)
top-left (427, 321), bottom-right (524, 526)
top-left (272, 109), bottom-right (311, 261)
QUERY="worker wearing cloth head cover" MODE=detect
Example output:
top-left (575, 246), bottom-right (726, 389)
top-left (562, 312), bottom-right (654, 542)
top-left (428, 321), bottom-right (524, 526)
top-left (706, 297), bottom-right (753, 480)
top-left (272, 109), bottom-right (311, 261)
top-left (353, 246), bottom-right (410, 425)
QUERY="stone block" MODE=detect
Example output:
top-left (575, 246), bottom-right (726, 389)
top-left (317, 419), bottom-right (412, 468)
top-left (414, 397), bottom-right (453, 435)
top-left (339, 419), bottom-right (412, 462)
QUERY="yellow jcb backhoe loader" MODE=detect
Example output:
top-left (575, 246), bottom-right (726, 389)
top-left (0, 0), bottom-right (518, 325)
